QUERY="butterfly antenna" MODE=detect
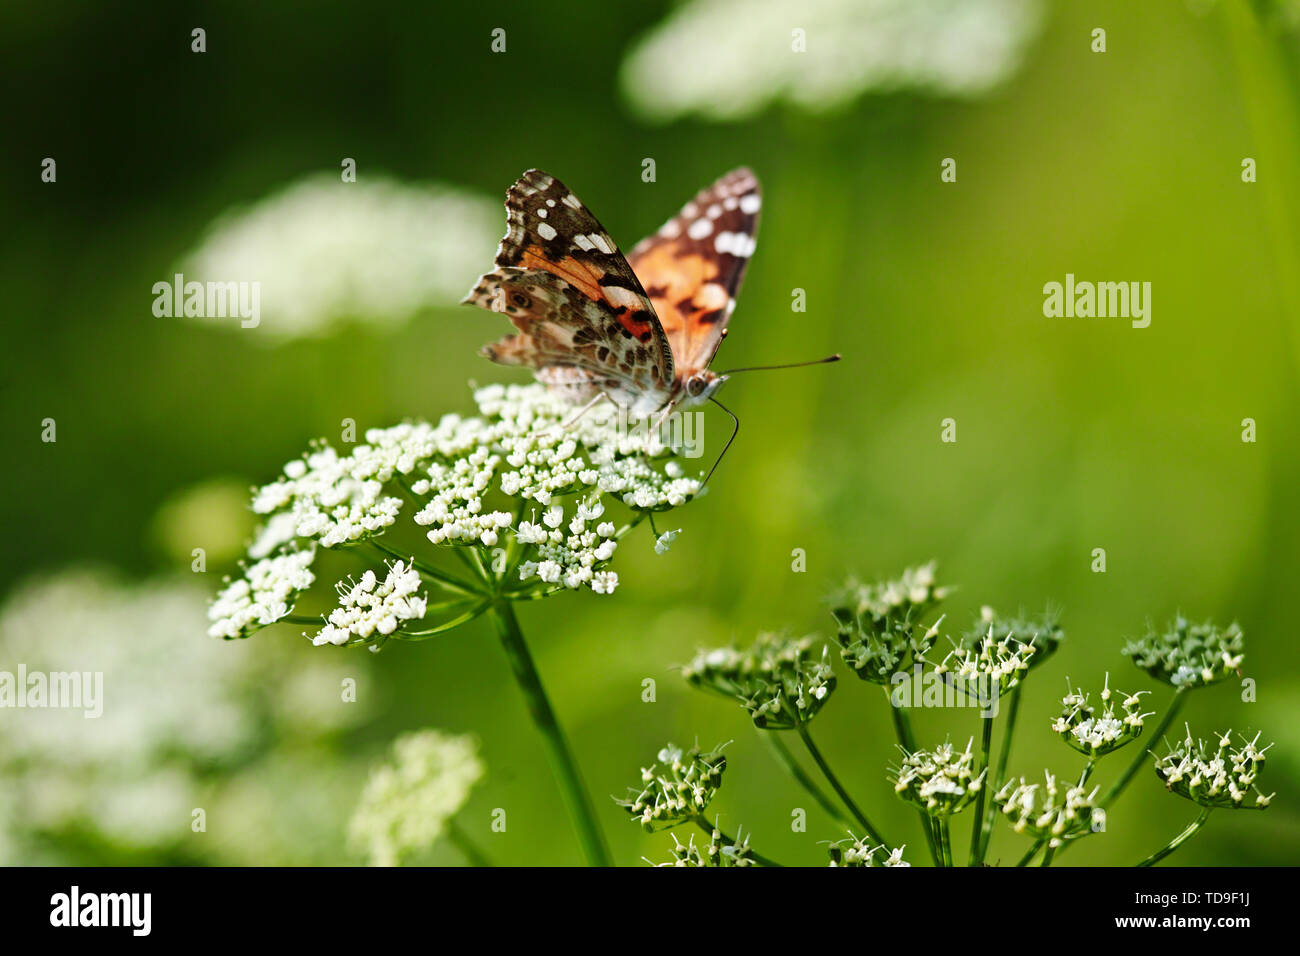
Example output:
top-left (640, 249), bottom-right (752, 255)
top-left (704, 397), bottom-right (740, 486)
top-left (719, 353), bottom-right (841, 375)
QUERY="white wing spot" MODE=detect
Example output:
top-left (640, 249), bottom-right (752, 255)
top-left (687, 218), bottom-right (713, 240)
top-left (723, 197), bottom-right (738, 210)
top-left (572, 233), bottom-right (594, 251)
top-left (739, 193), bottom-right (761, 214)
top-left (659, 218), bottom-right (682, 239)
top-left (546, 199), bottom-right (556, 207)
top-left (589, 233), bottom-right (614, 254)
top-left (562, 193), bottom-right (582, 209)
top-left (707, 204), bottom-right (723, 219)
top-left (537, 208), bottom-right (547, 219)
top-left (537, 222), bottom-right (557, 241)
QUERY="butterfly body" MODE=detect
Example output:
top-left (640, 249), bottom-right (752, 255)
top-left (464, 168), bottom-right (761, 421)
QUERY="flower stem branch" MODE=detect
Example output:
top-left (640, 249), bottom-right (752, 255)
top-left (795, 722), bottom-right (889, 847)
top-left (760, 732), bottom-right (848, 826)
top-left (1137, 807), bottom-right (1213, 867)
top-left (975, 682), bottom-right (1021, 863)
top-left (1101, 686), bottom-right (1188, 808)
top-left (936, 816), bottom-right (954, 867)
top-left (445, 818), bottom-right (494, 867)
top-left (885, 691), bottom-right (940, 866)
top-left (489, 599), bottom-right (611, 866)
top-left (967, 714), bottom-right (994, 866)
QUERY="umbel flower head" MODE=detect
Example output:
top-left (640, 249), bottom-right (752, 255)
top-left (1122, 615), bottom-right (1245, 689)
top-left (827, 835), bottom-right (909, 867)
top-left (347, 729), bottom-right (485, 866)
top-left (1154, 726), bottom-right (1273, 810)
top-left (682, 632), bottom-right (836, 730)
top-left (1052, 674), bottom-right (1152, 757)
top-left (890, 739), bottom-right (986, 817)
top-left (996, 770), bottom-right (1100, 848)
top-left (209, 383), bottom-right (703, 647)
top-left (616, 743), bottom-right (727, 832)
top-left (651, 828), bottom-right (756, 867)
top-left (959, 606), bottom-right (1065, 672)
top-left (934, 621), bottom-right (1036, 702)
top-left (830, 563), bottom-right (949, 683)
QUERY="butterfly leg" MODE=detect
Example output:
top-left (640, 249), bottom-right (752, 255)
top-left (559, 391), bottom-right (609, 430)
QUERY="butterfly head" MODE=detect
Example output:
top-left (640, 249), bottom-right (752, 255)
top-left (678, 369), bottom-right (728, 409)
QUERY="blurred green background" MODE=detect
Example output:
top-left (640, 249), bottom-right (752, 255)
top-left (3, 0), bottom-right (1298, 865)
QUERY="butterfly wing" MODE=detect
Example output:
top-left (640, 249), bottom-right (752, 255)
top-left (464, 169), bottom-right (675, 389)
top-left (626, 168), bottom-right (761, 375)
top-left (471, 268), bottom-right (671, 410)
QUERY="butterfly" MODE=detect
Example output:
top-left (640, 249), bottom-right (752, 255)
top-left (462, 169), bottom-right (838, 476)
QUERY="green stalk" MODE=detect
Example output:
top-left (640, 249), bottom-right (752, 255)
top-left (976, 682), bottom-right (1022, 863)
top-left (1136, 808), bottom-right (1214, 867)
top-left (445, 819), bottom-right (494, 867)
top-left (1040, 845), bottom-right (1057, 867)
top-left (1101, 687), bottom-right (1187, 808)
top-left (885, 690), bottom-right (940, 866)
top-left (1015, 838), bottom-right (1046, 867)
top-left (795, 722), bottom-right (889, 848)
top-left (760, 732), bottom-right (849, 826)
top-left (490, 600), bottom-right (611, 866)
top-left (936, 816), bottom-right (953, 867)
top-left (967, 714), bottom-right (994, 866)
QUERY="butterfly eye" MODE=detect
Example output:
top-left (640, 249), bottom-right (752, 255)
top-left (686, 376), bottom-right (705, 397)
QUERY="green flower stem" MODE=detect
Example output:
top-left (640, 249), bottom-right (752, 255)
top-left (446, 818), bottom-right (494, 867)
top-left (795, 722), bottom-right (889, 848)
top-left (760, 731), bottom-right (849, 826)
top-left (366, 539), bottom-right (477, 595)
top-left (399, 601), bottom-right (489, 638)
top-left (282, 614), bottom-right (323, 626)
top-left (967, 714), bottom-right (994, 866)
top-left (885, 689), bottom-right (940, 866)
top-left (692, 817), bottom-right (784, 867)
top-left (1015, 838), bottom-right (1046, 867)
top-left (936, 816), bottom-right (954, 867)
top-left (976, 682), bottom-right (1022, 864)
top-left (489, 600), bottom-right (611, 866)
top-left (1040, 845), bottom-right (1057, 867)
top-left (1101, 686), bottom-right (1188, 808)
top-left (1137, 808), bottom-right (1214, 867)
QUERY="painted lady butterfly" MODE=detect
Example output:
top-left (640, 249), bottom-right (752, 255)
top-left (463, 169), bottom-right (837, 472)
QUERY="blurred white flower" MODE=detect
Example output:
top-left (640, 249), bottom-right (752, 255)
top-left (621, 0), bottom-right (1043, 123)
top-left (181, 174), bottom-right (501, 340)
top-left (348, 730), bottom-right (484, 866)
top-left (0, 568), bottom-right (368, 862)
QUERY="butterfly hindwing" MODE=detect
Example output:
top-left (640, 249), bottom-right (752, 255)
top-left (465, 169), bottom-right (675, 385)
top-left (474, 269), bottom-right (671, 405)
top-left (626, 168), bottom-right (760, 374)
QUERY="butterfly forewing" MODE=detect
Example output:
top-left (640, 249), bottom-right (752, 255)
top-left (464, 169), bottom-right (675, 386)
top-left (626, 168), bottom-right (761, 374)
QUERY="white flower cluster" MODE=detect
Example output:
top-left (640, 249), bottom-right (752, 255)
top-left (1154, 728), bottom-right (1273, 810)
top-left (348, 730), bottom-right (485, 866)
top-left (314, 561), bottom-right (427, 647)
top-left (181, 174), bottom-right (501, 341)
top-left (0, 569), bottom-right (368, 863)
top-left (208, 548), bottom-right (316, 639)
top-left (891, 739), bottom-right (986, 816)
top-left (827, 836), bottom-right (910, 867)
top-left (996, 771), bottom-right (1100, 848)
top-left (934, 624), bottom-right (1036, 699)
top-left (621, 0), bottom-right (1044, 123)
top-left (216, 383), bottom-right (703, 639)
top-left (1052, 674), bottom-right (1151, 757)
